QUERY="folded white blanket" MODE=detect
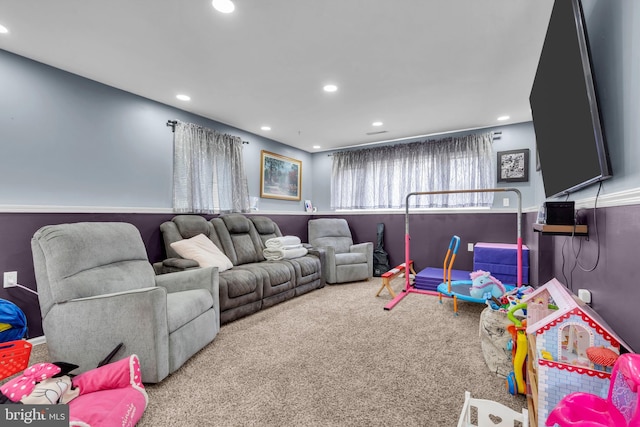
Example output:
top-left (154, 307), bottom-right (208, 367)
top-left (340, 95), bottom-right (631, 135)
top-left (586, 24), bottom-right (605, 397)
top-left (265, 236), bottom-right (302, 248)
top-left (280, 244), bottom-right (303, 250)
top-left (263, 246), bottom-right (308, 261)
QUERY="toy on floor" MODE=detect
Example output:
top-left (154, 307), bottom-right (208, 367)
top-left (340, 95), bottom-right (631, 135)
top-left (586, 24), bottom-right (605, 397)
top-left (0, 340), bottom-right (32, 381)
top-left (427, 237), bottom-right (514, 315)
top-left (457, 390), bottom-right (528, 427)
top-left (545, 352), bottom-right (640, 427)
top-left (505, 302), bottom-right (528, 396)
top-left (469, 270), bottom-right (506, 300)
top-left (0, 354), bottom-right (148, 426)
top-left (384, 188), bottom-right (524, 313)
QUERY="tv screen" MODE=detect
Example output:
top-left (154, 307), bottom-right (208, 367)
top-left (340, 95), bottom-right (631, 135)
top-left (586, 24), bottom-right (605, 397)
top-left (529, 0), bottom-right (611, 199)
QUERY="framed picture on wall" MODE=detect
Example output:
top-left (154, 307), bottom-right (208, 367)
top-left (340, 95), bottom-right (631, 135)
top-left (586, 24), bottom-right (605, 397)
top-left (497, 149), bottom-right (530, 183)
top-left (260, 150), bottom-right (302, 200)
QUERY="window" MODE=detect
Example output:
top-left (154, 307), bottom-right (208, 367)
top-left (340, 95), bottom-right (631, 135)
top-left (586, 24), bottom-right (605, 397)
top-left (172, 121), bottom-right (249, 213)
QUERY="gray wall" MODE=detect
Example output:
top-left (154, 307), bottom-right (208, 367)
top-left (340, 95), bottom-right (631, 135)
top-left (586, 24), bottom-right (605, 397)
top-left (0, 49), bottom-right (313, 213)
top-left (2, 1), bottom-right (639, 211)
top-left (1, 47), bottom-right (540, 213)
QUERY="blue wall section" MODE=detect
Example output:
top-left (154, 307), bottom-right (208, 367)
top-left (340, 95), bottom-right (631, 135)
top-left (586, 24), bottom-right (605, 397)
top-left (0, 48), bottom-right (540, 212)
top-left (1, 49), bottom-right (173, 207)
top-left (0, 49), bottom-right (314, 211)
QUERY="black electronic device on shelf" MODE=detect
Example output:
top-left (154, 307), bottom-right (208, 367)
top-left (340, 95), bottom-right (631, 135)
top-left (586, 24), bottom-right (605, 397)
top-left (544, 201), bottom-right (575, 226)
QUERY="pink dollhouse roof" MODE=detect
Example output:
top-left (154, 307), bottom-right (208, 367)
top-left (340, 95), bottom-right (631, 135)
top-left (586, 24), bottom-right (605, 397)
top-left (523, 278), bottom-right (635, 352)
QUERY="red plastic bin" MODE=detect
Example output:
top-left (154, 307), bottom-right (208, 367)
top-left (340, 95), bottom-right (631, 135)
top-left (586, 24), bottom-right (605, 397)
top-left (0, 340), bottom-right (32, 380)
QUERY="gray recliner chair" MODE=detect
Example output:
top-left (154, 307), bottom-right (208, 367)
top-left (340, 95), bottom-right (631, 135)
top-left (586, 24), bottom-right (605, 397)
top-left (307, 218), bottom-right (373, 284)
top-left (31, 221), bottom-right (220, 383)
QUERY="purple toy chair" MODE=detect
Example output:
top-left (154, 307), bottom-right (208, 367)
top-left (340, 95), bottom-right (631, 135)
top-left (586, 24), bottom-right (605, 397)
top-left (545, 353), bottom-right (640, 427)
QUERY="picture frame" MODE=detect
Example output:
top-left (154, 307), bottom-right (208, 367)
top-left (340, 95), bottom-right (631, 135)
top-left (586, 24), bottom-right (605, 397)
top-left (260, 150), bottom-right (302, 201)
top-left (497, 149), bottom-right (529, 183)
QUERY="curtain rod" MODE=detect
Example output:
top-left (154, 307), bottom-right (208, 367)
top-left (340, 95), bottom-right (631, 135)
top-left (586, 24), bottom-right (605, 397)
top-left (166, 120), bottom-right (249, 144)
top-left (327, 131), bottom-right (501, 156)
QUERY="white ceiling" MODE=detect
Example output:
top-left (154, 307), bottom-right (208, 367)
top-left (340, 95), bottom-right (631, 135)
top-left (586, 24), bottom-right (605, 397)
top-left (0, 0), bottom-right (554, 152)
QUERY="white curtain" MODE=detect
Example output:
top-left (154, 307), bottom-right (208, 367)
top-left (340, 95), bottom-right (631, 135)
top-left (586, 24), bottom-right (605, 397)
top-left (173, 121), bottom-right (250, 213)
top-left (331, 132), bottom-right (495, 209)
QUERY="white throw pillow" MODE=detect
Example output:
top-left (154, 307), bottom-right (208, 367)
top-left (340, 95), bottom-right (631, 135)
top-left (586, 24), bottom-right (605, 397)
top-left (170, 234), bottom-right (233, 272)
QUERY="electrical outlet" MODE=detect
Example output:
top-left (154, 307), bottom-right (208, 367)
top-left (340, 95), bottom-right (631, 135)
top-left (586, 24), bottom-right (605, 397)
top-left (467, 243), bottom-right (474, 252)
top-left (503, 198), bottom-right (510, 207)
top-left (3, 271), bottom-right (17, 288)
top-left (578, 289), bottom-right (591, 304)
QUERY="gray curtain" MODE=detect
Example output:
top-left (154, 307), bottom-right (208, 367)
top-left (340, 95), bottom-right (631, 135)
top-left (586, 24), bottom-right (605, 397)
top-left (173, 121), bottom-right (250, 214)
top-left (331, 132), bottom-right (495, 209)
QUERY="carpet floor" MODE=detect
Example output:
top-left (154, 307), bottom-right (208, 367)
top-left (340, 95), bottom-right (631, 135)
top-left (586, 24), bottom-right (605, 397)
top-left (23, 276), bottom-right (527, 426)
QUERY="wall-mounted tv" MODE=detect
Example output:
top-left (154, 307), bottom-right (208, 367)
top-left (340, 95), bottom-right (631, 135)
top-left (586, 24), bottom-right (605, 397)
top-left (529, 0), bottom-right (612, 199)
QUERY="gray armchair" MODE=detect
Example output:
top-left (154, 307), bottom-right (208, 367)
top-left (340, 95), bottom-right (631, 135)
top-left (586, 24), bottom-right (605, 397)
top-left (307, 218), bottom-right (373, 284)
top-left (31, 222), bottom-right (220, 383)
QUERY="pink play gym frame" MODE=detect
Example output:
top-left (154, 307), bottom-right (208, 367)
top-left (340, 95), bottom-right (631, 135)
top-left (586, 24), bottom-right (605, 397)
top-left (384, 188), bottom-right (523, 311)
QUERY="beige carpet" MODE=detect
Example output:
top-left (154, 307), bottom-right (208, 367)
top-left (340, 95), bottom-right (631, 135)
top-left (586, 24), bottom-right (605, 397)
top-left (25, 277), bottom-right (526, 426)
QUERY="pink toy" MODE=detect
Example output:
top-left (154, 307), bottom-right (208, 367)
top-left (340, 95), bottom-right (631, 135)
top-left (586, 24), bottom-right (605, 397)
top-left (545, 353), bottom-right (640, 427)
top-left (1, 355), bottom-right (148, 426)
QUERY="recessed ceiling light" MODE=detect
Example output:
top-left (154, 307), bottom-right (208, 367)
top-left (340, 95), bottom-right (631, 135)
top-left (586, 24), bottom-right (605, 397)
top-left (323, 84), bottom-right (338, 93)
top-left (372, 121), bottom-right (383, 127)
top-left (212, 0), bottom-right (235, 13)
top-left (176, 94), bottom-right (191, 101)
top-left (497, 115), bottom-right (510, 121)
top-left (0, 24), bottom-right (9, 34)
top-left (312, 145), bottom-right (321, 149)
top-left (261, 126), bottom-right (271, 131)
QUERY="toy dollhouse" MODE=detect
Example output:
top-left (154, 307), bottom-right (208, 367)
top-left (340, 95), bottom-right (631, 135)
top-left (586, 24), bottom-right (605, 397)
top-left (522, 278), bottom-right (634, 427)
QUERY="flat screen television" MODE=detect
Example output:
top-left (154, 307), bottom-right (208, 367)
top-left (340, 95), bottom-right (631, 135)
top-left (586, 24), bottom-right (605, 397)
top-left (529, 0), bottom-right (612, 199)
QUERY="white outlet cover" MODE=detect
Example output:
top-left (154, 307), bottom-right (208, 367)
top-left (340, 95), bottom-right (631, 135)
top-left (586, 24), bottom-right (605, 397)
top-left (578, 289), bottom-right (591, 304)
top-left (4, 271), bottom-right (17, 287)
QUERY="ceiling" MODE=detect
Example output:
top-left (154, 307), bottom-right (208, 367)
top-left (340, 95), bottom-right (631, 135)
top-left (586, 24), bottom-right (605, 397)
top-left (0, 0), bottom-right (555, 152)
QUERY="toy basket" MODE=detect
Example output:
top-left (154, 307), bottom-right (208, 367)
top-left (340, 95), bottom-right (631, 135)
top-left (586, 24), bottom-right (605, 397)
top-left (0, 340), bottom-right (32, 380)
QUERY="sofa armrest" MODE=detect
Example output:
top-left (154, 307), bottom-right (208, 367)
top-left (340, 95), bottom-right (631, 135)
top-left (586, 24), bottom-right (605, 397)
top-left (45, 287), bottom-right (170, 382)
top-left (155, 266), bottom-right (220, 331)
top-left (314, 246), bottom-right (336, 284)
top-left (153, 258), bottom-right (200, 275)
top-left (350, 242), bottom-right (374, 278)
top-left (165, 257), bottom-right (200, 268)
top-left (306, 246), bottom-right (327, 286)
top-left (350, 242), bottom-right (372, 254)
top-left (155, 266), bottom-right (218, 296)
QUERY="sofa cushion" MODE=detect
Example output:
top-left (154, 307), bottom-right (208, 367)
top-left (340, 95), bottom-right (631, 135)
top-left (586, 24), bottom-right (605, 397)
top-left (170, 234), bottom-right (233, 272)
top-left (219, 269), bottom-right (261, 299)
top-left (222, 215), bottom-right (251, 233)
top-left (212, 215), bottom-right (265, 265)
top-left (172, 215), bottom-right (213, 239)
top-left (251, 216), bottom-right (277, 235)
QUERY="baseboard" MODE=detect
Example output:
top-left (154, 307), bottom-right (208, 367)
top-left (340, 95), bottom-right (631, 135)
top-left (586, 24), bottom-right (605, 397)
top-left (27, 335), bottom-right (46, 346)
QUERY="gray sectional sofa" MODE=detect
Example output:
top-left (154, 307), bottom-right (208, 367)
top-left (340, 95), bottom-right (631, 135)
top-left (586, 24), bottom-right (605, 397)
top-left (155, 214), bottom-right (324, 324)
